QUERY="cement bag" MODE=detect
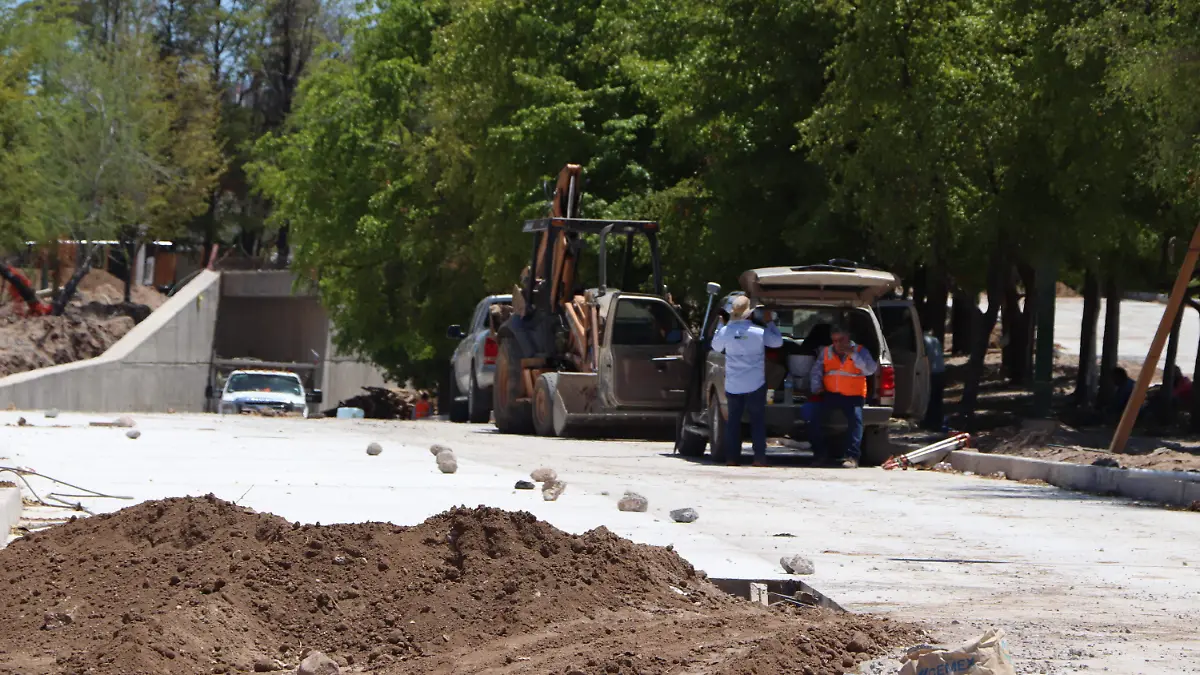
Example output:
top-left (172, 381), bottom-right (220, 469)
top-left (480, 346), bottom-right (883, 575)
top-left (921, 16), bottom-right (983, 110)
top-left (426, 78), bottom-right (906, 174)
top-left (898, 628), bottom-right (1015, 675)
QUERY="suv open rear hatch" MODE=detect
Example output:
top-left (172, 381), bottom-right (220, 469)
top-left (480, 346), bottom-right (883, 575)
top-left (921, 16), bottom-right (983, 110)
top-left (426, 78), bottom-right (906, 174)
top-left (739, 261), bottom-right (898, 306)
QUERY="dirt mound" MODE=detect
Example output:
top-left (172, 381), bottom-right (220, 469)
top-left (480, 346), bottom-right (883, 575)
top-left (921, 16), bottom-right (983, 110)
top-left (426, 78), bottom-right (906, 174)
top-left (0, 497), bottom-right (920, 675)
top-left (1056, 281), bottom-right (1080, 298)
top-left (0, 308), bottom-right (135, 377)
top-left (74, 268), bottom-right (166, 309)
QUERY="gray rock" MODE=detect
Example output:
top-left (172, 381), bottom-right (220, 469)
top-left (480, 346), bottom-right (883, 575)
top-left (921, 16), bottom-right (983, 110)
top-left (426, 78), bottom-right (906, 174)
top-left (41, 611), bottom-right (72, 630)
top-left (617, 491), bottom-right (648, 513)
top-left (252, 658), bottom-right (278, 672)
top-left (298, 651), bottom-right (341, 675)
top-left (436, 451), bottom-right (458, 474)
top-left (780, 554), bottom-right (815, 575)
top-left (366, 442), bottom-right (383, 456)
top-left (430, 443), bottom-right (452, 456)
top-left (846, 631), bottom-right (874, 653)
top-left (114, 415), bottom-right (136, 428)
top-left (670, 507), bottom-right (699, 523)
top-left (542, 480), bottom-right (566, 501)
top-left (530, 467), bottom-right (557, 483)
top-left (125, 429), bottom-right (142, 440)
top-left (514, 480), bottom-right (536, 490)
top-left (44, 409), bottom-right (59, 419)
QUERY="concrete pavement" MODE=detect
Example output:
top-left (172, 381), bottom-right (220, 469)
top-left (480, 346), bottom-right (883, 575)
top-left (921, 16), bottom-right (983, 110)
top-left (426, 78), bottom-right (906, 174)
top-left (1053, 296), bottom-right (1200, 372)
top-left (2, 412), bottom-right (1198, 674)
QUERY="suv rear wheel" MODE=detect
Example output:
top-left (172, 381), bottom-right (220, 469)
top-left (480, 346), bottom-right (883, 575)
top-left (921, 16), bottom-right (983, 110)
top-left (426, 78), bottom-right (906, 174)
top-left (707, 395), bottom-right (726, 462)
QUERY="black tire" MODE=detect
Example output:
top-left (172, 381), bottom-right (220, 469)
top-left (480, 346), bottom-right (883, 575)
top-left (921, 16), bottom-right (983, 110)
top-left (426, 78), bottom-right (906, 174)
top-left (860, 426), bottom-right (893, 467)
top-left (493, 336), bottom-right (534, 434)
top-left (676, 412), bottom-right (707, 457)
top-left (448, 367), bottom-right (469, 423)
top-left (707, 394), bottom-right (727, 462)
top-left (467, 367), bottom-right (491, 423)
top-left (533, 374), bottom-right (558, 437)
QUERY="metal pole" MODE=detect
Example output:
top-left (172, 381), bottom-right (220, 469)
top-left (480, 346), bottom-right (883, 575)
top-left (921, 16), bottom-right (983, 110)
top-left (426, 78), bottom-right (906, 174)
top-left (1111, 222), bottom-right (1200, 453)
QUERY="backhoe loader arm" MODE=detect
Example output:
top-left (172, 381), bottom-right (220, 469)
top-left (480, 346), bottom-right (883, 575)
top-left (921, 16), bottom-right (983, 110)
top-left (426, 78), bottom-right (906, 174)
top-left (0, 265), bottom-right (51, 316)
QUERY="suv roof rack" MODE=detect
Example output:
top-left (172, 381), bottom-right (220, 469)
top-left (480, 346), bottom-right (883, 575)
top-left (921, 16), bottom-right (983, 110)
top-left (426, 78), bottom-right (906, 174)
top-left (789, 259), bottom-right (890, 274)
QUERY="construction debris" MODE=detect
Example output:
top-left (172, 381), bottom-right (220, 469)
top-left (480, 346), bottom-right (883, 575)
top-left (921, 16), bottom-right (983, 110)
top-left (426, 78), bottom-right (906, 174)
top-left (531, 467), bottom-right (557, 483)
top-left (366, 442), bottom-right (382, 456)
top-left (781, 554), bottom-right (816, 575)
top-left (899, 628), bottom-right (1015, 675)
top-left (883, 433), bottom-right (971, 470)
top-left (670, 507), bottom-right (699, 523)
top-left (125, 429), bottom-right (141, 440)
top-left (617, 490), bottom-right (648, 512)
top-left (44, 409), bottom-right (59, 419)
top-left (323, 387), bottom-right (426, 419)
top-left (436, 450), bottom-right (458, 474)
top-left (514, 480), bottom-right (536, 490)
top-left (542, 480), bottom-right (566, 501)
top-left (430, 443), bottom-right (452, 456)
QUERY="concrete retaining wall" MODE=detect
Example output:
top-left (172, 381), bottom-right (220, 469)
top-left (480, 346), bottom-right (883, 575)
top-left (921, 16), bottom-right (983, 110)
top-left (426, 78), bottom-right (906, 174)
top-left (949, 450), bottom-right (1200, 507)
top-left (0, 270), bottom-right (221, 413)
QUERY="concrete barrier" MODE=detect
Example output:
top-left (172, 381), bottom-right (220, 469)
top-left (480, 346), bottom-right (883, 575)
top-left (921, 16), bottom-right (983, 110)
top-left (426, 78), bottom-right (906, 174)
top-left (949, 450), bottom-right (1200, 507)
top-left (0, 270), bottom-right (220, 413)
top-left (0, 487), bottom-right (20, 548)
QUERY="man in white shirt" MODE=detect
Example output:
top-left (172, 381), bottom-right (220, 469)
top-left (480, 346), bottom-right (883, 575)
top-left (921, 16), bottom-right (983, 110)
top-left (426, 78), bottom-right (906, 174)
top-left (711, 295), bottom-right (783, 466)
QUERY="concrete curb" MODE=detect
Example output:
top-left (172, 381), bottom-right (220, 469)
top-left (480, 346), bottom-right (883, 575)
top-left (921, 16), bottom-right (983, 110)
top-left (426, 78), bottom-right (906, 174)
top-left (0, 487), bottom-right (21, 548)
top-left (948, 451), bottom-right (1200, 507)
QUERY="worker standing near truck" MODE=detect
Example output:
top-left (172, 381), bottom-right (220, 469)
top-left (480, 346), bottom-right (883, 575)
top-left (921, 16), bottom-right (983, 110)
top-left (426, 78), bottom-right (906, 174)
top-left (808, 324), bottom-right (878, 468)
top-left (711, 295), bottom-right (782, 467)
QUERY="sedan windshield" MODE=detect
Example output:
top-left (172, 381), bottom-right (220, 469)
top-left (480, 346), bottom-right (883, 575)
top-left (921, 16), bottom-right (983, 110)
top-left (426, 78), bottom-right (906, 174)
top-left (226, 373), bottom-right (302, 396)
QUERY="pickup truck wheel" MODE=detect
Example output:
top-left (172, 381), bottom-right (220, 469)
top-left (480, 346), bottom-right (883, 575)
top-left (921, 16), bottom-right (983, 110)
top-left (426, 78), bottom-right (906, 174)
top-left (860, 426), bottom-right (894, 467)
top-left (676, 413), bottom-right (707, 457)
top-left (467, 368), bottom-right (490, 424)
top-left (493, 336), bottom-right (534, 434)
top-left (447, 367), bottom-right (469, 423)
top-left (532, 374), bottom-right (558, 437)
top-left (707, 396), bottom-right (727, 462)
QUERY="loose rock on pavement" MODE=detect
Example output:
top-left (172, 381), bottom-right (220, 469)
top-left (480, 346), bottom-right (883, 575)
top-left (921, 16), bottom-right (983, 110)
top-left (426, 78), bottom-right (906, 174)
top-left (542, 480), bottom-right (566, 501)
top-left (44, 409), bottom-right (59, 419)
top-left (430, 443), bottom-right (452, 456)
top-left (514, 480), bottom-right (536, 490)
top-left (670, 507), bottom-right (699, 523)
top-left (617, 491), bottom-right (648, 513)
top-left (780, 554), bottom-right (815, 575)
top-left (436, 451), bottom-right (458, 474)
top-left (125, 429), bottom-right (141, 440)
top-left (530, 467), bottom-right (557, 483)
top-left (366, 442), bottom-right (383, 456)
top-left (114, 415), bottom-right (136, 428)
top-left (298, 651), bottom-right (340, 675)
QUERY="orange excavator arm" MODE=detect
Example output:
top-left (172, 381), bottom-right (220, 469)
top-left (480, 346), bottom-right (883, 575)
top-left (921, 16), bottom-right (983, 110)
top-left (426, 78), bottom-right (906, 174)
top-left (0, 265), bottom-right (52, 316)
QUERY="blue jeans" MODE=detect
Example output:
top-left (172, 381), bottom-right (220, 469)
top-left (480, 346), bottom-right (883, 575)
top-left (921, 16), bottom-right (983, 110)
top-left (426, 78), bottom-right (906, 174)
top-left (726, 385), bottom-right (767, 463)
top-left (807, 392), bottom-right (864, 461)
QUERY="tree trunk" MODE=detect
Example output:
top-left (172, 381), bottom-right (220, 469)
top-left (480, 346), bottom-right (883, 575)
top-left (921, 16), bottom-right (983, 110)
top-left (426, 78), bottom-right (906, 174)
top-left (201, 191), bottom-right (218, 268)
top-left (951, 290), bottom-right (973, 354)
top-left (123, 240), bottom-right (135, 304)
top-left (960, 257), bottom-right (1005, 420)
top-left (1001, 264), bottom-right (1037, 386)
top-left (1161, 307), bottom-right (1183, 424)
top-left (1190, 299), bottom-right (1200, 432)
top-left (1098, 275), bottom-right (1121, 406)
top-left (925, 269), bottom-right (949, 345)
top-left (1075, 270), bottom-right (1100, 405)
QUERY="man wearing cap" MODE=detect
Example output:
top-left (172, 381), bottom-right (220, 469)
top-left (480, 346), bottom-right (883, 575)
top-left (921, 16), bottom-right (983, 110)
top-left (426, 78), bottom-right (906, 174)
top-left (711, 295), bottom-right (782, 467)
top-left (808, 324), bottom-right (877, 468)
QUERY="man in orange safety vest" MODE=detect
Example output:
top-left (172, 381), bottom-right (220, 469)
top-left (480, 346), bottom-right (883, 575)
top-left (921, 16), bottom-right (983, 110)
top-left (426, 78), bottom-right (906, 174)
top-left (807, 324), bottom-right (877, 468)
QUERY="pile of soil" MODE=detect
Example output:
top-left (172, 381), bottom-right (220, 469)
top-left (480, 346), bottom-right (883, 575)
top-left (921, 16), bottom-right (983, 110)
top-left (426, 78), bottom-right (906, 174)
top-left (0, 270), bottom-right (166, 378)
top-left (0, 498), bottom-right (920, 675)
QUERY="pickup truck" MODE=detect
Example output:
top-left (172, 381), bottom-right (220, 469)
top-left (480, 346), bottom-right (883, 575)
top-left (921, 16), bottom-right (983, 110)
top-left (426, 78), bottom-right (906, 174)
top-left (678, 263), bottom-right (931, 466)
top-left (446, 294), bottom-right (513, 423)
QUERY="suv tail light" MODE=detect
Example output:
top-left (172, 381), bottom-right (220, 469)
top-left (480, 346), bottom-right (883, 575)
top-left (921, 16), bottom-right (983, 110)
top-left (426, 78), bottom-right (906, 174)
top-left (879, 364), bottom-right (896, 406)
top-left (483, 336), bottom-right (499, 365)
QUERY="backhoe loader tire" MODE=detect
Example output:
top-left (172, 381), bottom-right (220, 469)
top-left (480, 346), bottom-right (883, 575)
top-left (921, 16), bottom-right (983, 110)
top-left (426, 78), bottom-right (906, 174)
top-left (493, 336), bottom-right (534, 434)
top-left (533, 373), bottom-right (559, 437)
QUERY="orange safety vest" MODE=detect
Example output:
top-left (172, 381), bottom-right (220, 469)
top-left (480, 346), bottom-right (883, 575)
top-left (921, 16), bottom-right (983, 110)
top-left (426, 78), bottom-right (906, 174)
top-left (821, 345), bottom-right (868, 398)
top-left (414, 400), bottom-right (432, 419)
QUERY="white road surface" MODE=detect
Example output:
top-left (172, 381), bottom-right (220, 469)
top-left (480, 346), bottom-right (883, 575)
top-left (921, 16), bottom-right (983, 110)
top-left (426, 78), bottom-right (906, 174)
top-left (1053, 297), bottom-right (1200, 370)
top-left (2, 412), bottom-right (1198, 674)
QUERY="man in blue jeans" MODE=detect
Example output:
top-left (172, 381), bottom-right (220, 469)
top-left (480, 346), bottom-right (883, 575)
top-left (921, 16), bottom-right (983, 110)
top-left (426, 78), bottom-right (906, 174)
top-left (711, 295), bottom-right (783, 466)
top-left (807, 324), bottom-right (877, 468)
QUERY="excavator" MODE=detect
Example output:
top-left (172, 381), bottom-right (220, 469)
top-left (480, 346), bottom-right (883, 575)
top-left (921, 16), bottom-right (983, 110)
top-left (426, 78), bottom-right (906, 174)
top-left (491, 164), bottom-right (695, 437)
top-left (0, 265), bottom-right (51, 316)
